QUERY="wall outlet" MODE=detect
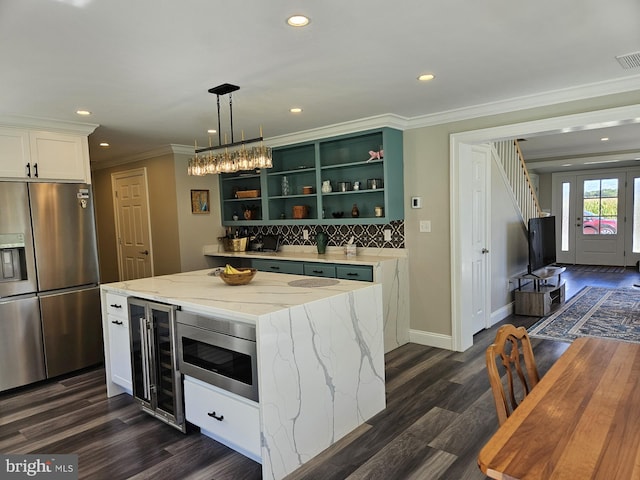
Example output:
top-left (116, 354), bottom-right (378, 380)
top-left (303, 230), bottom-right (309, 240)
top-left (419, 220), bottom-right (431, 233)
top-left (384, 229), bottom-right (392, 242)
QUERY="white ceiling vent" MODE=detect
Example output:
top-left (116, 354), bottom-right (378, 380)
top-left (616, 51), bottom-right (640, 69)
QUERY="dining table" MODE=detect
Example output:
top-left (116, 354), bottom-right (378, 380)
top-left (478, 336), bottom-right (640, 480)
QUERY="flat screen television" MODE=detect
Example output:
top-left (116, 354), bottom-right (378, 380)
top-left (528, 216), bottom-right (557, 275)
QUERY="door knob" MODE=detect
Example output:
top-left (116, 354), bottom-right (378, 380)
top-left (481, 248), bottom-right (490, 254)
top-left (139, 250), bottom-right (149, 255)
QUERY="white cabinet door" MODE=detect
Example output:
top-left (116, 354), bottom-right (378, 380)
top-left (0, 127), bottom-right (30, 178)
top-left (105, 293), bottom-right (132, 393)
top-left (29, 131), bottom-right (89, 182)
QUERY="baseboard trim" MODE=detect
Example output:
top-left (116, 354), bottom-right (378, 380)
top-left (409, 329), bottom-right (453, 350)
top-left (491, 302), bottom-right (513, 327)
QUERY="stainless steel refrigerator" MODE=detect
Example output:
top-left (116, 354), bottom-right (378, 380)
top-left (0, 182), bottom-right (102, 392)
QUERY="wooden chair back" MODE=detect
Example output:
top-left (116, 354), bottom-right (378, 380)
top-left (486, 324), bottom-right (540, 425)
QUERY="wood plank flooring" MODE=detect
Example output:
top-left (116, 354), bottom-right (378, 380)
top-left (1, 267), bottom-right (638, 479)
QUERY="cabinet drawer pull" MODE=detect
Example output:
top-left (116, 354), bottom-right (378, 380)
top-left (26, 163), bottom-right (31, 177)
top-left (312, 270), bottom-right (324, 274)
top-left (111, 320), bottom-right (123, 325)
top-left (110, 303), bottom-right (123, 309)
top-left (33, 163), bottom-right (38, 178)
top-left (346, 272), bottom-right (359, 276)
top-left (269, 266), bottom-right (280, 270)
top-left (207, 411), bottom-right (224, 421)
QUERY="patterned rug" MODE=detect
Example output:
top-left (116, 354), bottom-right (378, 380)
top-left (528, 286), bottom-right (640, 343)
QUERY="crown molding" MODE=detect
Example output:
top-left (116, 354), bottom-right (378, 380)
top-left (407, 74), bottom-right (640, 129)
top-left (0, 114), bottom-right (98, 136)
top-left (91, 145), bottom-right (180, 170)
top-left (264, 113), bottom-right (409, 147)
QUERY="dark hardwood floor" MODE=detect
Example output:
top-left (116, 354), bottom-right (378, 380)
top-left (2, 267), bottom-right (638, 479)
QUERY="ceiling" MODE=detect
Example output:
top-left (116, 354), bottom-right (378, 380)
top-left (1, 0), bottom-right (640, 168)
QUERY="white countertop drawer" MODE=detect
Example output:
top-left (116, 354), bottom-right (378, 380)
top-left (184, 376), bottom-right (261, 461)
top-left (106, 292), bottom-right (128, 318)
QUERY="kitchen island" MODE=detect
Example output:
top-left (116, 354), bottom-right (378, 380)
top-left (100, 269), bottom-right (386, 480)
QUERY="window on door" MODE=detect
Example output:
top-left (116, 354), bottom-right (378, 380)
top-left (582, 178), bottom-right (618, 235)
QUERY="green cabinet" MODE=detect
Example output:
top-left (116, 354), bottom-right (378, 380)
top-left (251, 258), bottom-right (373, 282)
top-left (219, 128), bottom-right (403, 225)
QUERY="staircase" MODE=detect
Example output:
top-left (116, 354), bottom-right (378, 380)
top-left (493, 139), bottom-right (542, 226)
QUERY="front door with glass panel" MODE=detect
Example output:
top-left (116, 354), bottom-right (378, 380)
top-left (575, 173), bottom-right (625, 265)
top-left (553, 171), bottom-right (626, 266)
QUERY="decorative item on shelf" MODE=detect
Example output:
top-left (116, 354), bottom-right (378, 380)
top-left (303, 185), bottom-right (313, 194)
top-left (337, 181), bottom-right (351, 192)
top-left (367, 178), bottom-right (383, 189)
top-left (235, 189), bottom-right (260, 198)
top-left (321, 180), bottom-right (332, 193)
top-left (351, 203), bottom-right (360, 218)
top-left (332, 211), bottom-right (344, 218)
top-left (375, 205), bottom-right (384, 217)
top-left (366, 148), bottom-right (384, 162)
top-left (292, 205), bottom-right (310, 219)
top-left (353, 181), bottom-right (361, 191)
top-left (281, 175), bottom-right (290, 196)
top-left (188, 83), bottom-right (272, 176)
top-left (242, 204), bottom-right (259, 220)
top-left (316, 230), bottom-right (328, 254)
top-left (232, 212), bottom-right (239, 221)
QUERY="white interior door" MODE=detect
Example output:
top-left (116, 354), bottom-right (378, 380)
top-left (470, 145), bottom-right (491, 334)
top-left (575, 173), bottom-right (625, 266)
top-left (112, 168), bottom-right (153, 280)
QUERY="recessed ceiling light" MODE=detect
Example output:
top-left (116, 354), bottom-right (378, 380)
top-left (290, 107), bottom-right (303, 113)
top-left (417, 73), bottom-right (435, 82)
top-left (76, 110), bottom-right (91, 116)
top-left (600, 137), bottom-right (610, 141)
top-left (207, 129), bottom-right (217, 134)
top-left (287, 15), bottom-right (310, 27)
top-left (99, 142), bottom-right (110, 147)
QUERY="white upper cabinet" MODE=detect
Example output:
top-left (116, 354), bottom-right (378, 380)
top-left (0, 128), bottom-right (30, 178)
top-left (0, 126), bottom-right (92, 183)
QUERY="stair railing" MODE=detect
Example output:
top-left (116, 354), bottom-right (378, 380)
top-left (493, 140), bottom-right (542, 226)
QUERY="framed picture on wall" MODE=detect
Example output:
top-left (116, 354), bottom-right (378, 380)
top-left (191, 189), bottom-right (209, 214)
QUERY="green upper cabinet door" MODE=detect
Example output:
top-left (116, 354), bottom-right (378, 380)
top-left (219, 127), bottom-right (403, 225)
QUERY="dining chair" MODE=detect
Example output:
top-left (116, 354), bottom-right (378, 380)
top-left (486, 324), bottom-right (540, 425)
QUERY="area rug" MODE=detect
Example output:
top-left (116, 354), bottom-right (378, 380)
top-left (528, 286), bottom-right (640, 343)
top-left (557, 264), bottom-right (627, 274)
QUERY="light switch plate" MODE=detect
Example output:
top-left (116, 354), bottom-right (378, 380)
top-left (384, 229), bottom-right (392, 242)
top-left (411, 196), bottom-right (422, 209)
top-left (303, 230), bottom-right (309, 240)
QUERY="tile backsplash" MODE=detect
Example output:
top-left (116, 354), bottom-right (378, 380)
top-left (237, 220), bottom-right (405, 249)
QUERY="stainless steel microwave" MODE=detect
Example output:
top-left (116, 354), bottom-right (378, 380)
top-left (176, 310), bottom-right (258, 402)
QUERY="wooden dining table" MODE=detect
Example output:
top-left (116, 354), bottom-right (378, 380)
top-left (478, 336), bottom-right (640, 480)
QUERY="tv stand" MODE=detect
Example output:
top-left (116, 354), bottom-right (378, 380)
top-left (515, 266), bottom-right (566, 317)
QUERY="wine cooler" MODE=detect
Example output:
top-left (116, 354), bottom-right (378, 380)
top-left (128, 298), bottom-right (186, 432)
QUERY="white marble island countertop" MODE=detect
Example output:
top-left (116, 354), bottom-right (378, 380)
top-left (101, 268), bottom-right (375, 323)
top-left (101, 268), bottom-right (386, 480)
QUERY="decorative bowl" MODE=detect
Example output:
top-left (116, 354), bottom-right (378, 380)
top-left (219, 268), bottom-right (257, 286)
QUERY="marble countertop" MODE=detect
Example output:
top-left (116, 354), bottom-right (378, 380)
top-left (203, 244), bottom-right (406, 266)
top-left (101, 269), bottom-right (376, 323)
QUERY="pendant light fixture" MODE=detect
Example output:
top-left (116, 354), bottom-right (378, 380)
top-left (188, 83), bottom-right (272, 176)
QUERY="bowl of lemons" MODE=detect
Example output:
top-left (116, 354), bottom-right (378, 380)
top-left (218, 264), bottom-right (257, 286)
